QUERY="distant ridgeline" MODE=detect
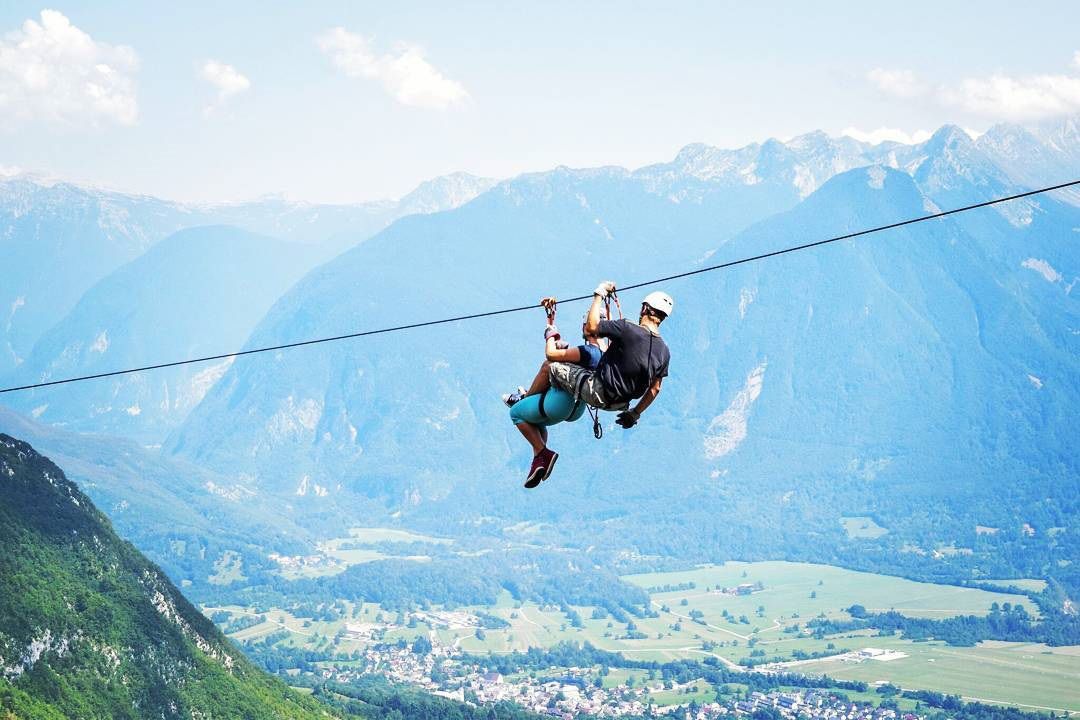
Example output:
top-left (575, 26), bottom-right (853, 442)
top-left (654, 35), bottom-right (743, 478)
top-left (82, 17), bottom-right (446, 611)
top-left (0, 434), bottom-right (338, 720)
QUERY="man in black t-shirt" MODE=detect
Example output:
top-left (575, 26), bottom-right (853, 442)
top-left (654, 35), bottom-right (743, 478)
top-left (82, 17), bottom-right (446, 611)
top-left (525, 281), bottom-right (673, 487)
top-left (588, 281), bottom-right (671, 426)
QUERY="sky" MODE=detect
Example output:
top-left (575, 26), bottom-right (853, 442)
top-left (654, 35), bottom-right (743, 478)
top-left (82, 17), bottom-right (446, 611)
top-left (1, 1), bottom-right (1078, 204)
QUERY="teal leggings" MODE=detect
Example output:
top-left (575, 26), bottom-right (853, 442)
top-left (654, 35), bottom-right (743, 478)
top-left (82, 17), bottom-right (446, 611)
top-left (509, 388), bottom-right (586, 427)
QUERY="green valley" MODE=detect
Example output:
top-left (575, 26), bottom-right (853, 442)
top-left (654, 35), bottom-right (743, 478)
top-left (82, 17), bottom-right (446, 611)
top-left (204, 550), bottom-right (1079, 714)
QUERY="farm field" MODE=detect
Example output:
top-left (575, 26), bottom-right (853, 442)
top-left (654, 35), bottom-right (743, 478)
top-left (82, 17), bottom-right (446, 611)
top-left (450, 564), bottom-right (1070, 712)
top-left (210, 561), bottom-right (1075, 714)
top-left (343, 527), bottom-right (453, 545)
top-left (207, 600), bottom-right (391, 650)
top-left (269, 526), bottom-right (451, 579)
top-left (973, 578), bottom-right (1049, 593)
top-left (840, 516), bottom-right (889, 539)
top-left (803, 639), bottom-right (1080, 714)
top-left (318, 526), bottom-right (451, 565)
top-left (624, 561), bottom-right (1038, 619)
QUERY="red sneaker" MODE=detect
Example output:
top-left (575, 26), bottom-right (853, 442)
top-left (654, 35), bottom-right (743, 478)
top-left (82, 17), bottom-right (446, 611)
top-left (524, 448), bottom-right (558, 489)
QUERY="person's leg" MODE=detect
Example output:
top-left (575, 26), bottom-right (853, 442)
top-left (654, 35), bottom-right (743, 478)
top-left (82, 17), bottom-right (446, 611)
top-left (509, 392), bottom-right (560, 488)
top-left (510, 396), bottom-right (548, 454)
top-left (515, 422), bottom-right (547, 455)
top-left (548, 362), bottom-right (588, 397)
top-left (525, 360), bottom-right (552, 397)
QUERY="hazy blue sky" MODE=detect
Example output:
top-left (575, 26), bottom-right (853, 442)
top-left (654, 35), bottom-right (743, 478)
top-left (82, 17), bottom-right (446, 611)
top-left (1, 1), bottom-right (1078, 203)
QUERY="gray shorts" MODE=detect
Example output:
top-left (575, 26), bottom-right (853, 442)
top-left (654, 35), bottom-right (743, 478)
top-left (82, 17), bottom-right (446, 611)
top-left (548, 362), bottom-right (628, 411)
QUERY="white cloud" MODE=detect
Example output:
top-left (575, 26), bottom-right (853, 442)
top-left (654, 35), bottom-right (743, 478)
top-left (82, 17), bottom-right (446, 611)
top-left (201, 60), bottom-right (250, 116)
top-left (867, 68), bottom-right (926, 98)
top-left (0, 10), bottom-right (138, 127)
top-left (317, 27), bottom-right (468, 110)
top-left (941, 70), bottom-right (1080, 121)
top-left (841, 126), bottom-right (933, 145)
top-left (867, 54), bottom-right (1080, 122)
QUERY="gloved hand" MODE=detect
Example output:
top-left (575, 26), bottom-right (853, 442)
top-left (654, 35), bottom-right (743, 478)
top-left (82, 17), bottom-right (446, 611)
top-left (555, 340), bottom-right (569, 350)
top-left (615, 410), bottom-right (639, 428)
top-left (594, 280), bottom-right (616, 298)
top-left (544, 324), bottom-right (561, 341)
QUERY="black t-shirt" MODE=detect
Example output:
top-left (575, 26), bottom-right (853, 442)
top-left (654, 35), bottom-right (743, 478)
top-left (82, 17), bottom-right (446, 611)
top-left (595, 319), bottom-right (670, 403)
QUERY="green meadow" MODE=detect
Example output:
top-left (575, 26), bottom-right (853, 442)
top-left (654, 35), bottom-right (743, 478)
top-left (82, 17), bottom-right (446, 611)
top-left (805, 638), bottom-right (1080, 714)
top-left (624, 561), bottom-right (1037, 619)
top-left (213, 559), bottom-right (1075, 713)
top-left (840, 516), bottom-right (890, 539)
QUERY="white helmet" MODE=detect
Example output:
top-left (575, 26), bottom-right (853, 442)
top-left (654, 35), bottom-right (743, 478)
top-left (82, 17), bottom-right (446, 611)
top-left (642, 291), bottom-right (674, 318)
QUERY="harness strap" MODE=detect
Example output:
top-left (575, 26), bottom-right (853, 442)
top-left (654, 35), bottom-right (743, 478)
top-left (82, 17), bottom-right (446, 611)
top-left (570, 369), bottom-right (588, 404)
top-left (572, 371), bottom-right (603, 440)
top-left (537, 389), bottom-right (548, 419)
top-left (606, 291), bottom-right (624, 321)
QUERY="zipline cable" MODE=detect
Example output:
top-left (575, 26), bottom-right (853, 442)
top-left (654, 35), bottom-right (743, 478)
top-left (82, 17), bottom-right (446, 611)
top-left (2, 178), bottom-right (1078, 395)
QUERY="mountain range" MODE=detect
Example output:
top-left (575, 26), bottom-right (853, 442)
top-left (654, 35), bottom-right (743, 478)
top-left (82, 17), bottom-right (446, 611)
top-left (168, 122), bottom-right (1079, 478)
top-left (0, 172), bottom-right (495, 439)
top-left (2, 117), bottom-right (1078, 595)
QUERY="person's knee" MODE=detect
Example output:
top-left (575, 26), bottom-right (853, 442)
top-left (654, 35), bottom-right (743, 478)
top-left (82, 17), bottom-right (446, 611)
top-left (510, 395), bottom-right (544, 426)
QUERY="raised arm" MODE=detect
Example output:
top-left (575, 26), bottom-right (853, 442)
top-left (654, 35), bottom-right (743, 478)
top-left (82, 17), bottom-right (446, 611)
top-left (587, 280), bottom-right (615, 335)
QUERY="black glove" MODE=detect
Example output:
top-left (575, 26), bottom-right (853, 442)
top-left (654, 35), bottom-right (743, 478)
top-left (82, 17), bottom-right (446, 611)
top-left (615, 410), bottom-right (639, 429)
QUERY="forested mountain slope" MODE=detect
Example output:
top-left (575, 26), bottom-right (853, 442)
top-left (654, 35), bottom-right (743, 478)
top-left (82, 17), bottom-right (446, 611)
top-left (0, 434), bottom-right (340, 719)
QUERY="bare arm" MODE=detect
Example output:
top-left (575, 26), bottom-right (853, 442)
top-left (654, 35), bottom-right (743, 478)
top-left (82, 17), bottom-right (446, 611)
top-left (585, 294), bottom-right (605, 336)
top-left (630, 377), bottom-right (663, 417)
top-left (544, 340), bottom-right (582, 363)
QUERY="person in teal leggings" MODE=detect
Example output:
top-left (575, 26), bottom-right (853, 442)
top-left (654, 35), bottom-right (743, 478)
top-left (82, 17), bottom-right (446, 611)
top-left (505, 306), bottom-right (604, 489)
